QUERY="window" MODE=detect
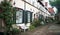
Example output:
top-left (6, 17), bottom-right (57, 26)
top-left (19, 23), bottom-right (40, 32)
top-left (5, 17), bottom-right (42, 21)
top-left (16, 10), bottom-right (23, 23)
top-left (23, 10), bottom-right (32, 23)
top-left (16, 9), bottom-right (32, 23)
top-left (27, 12), bottom-right (30, 22)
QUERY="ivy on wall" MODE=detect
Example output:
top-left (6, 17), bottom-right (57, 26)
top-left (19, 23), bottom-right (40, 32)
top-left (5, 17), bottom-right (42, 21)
top-left (0, 0), bottom-right (16, 35)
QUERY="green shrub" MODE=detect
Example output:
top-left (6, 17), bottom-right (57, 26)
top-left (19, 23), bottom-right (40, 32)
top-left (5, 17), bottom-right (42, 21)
top-left (31, 19), bottom-right (41, 27)
top-left (29, 25), bottom-right (35, 31)
top-left (12, 28), bottom-right (21, 35)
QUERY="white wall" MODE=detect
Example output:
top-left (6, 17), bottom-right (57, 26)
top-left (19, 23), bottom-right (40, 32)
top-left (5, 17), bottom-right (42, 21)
top-left (12, 0), bottom-right (24, 9)
top-left (32, 7), bottom-right (40, 19)
top-left (26, 3), bottom-right (33, 12)
top-left (0, 0), bottom-right (3, 3)
top-left (26, 2), bottom-right (40, 20)
top-left (11, 0), bottom-right (51, 18)
top-left (0, 0), bottom-right (51, 28)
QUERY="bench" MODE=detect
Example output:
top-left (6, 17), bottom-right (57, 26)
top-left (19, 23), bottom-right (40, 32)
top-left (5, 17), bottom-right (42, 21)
top-left (16, 23), bottom-right (30, 32)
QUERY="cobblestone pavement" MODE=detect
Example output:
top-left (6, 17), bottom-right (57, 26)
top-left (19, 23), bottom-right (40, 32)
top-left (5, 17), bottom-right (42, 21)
top-left (21, 24), bottom-right (60, 35)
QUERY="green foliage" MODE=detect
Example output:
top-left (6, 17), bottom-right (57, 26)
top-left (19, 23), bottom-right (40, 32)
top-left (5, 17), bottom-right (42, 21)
top-left (0, 0), bottom-right (16, 27)
top-left (12, 28), bottom-right (20, 34)
top-left (11, 28), bottom-right (21, 35)
top-left (0, 0), bottom-right (16, 35)
top-left (49, 0), bottom-right (60, 13)
top-left (31, 19), bottom-right (41, 27)
top-left (29, 19), bottom-right (41, 31)
top-left (49, 0), bottom-right (56, 6)
top-left (29, 25), bottom-right (35, 31)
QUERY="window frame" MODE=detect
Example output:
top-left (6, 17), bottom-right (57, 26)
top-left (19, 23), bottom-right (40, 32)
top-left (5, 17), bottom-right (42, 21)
top-left (16, 10), bottom-right (23, 24)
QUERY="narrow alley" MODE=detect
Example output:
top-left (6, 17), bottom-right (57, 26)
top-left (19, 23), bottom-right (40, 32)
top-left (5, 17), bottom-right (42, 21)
top-left (0, 0), bottom-right (60, 35)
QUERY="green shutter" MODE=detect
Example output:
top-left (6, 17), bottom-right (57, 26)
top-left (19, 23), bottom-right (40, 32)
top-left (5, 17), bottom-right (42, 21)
top-left (23, 10), bottom-right (27, 23)
top-left (25, 11), bottom-right (28, 23)
top-left (23, 10), bottom-right (32, 23)
top-left (24, 10), bottom-right (26, 23)
top-left (30, 12), bottom-right (32, 22)
top-left (22, 10), bottom-right (24, 23)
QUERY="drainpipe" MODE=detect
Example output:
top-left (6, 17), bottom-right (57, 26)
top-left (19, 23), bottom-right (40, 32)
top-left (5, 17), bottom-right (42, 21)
top-left (24, 1), bottom-right (26, 24)
top-left (24, 2), bottom-right (26, 10)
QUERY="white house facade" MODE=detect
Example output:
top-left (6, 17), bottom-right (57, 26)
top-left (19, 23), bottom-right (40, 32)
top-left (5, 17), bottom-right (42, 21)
top-left (0, 0), bottom-right (51, 30)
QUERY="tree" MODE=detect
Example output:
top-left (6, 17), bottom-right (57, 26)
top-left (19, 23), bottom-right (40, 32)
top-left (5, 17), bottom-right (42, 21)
top-left (0, 0), bottom-right (16, 35)
top-left (50, 0), bottom-right (60, 24)
top-left (49, 0), bottom-right (60, 13)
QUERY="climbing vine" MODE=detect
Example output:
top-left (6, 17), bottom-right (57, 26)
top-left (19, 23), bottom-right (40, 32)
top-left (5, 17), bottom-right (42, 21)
top-left (0, 0), bottom-right (16, 35)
